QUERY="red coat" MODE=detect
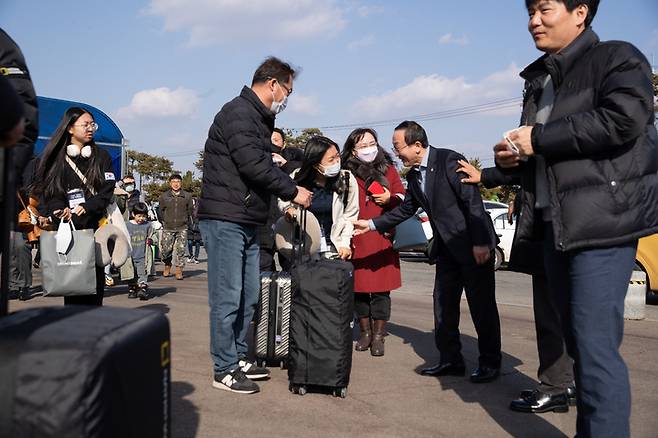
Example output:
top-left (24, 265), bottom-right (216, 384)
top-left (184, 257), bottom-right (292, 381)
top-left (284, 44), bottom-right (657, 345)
top-left (351, 165), bottom-right (405, 293)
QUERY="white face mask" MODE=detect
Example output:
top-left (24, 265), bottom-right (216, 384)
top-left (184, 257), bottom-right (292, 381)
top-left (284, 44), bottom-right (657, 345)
top-left (67, 144), bottom-right (92, 158)
top-left (319, 161), bottom-right (341, 178)
top-left (356, 145), bottom-right (378, 163)
top-left (270, 83), bottom-right (288, 115)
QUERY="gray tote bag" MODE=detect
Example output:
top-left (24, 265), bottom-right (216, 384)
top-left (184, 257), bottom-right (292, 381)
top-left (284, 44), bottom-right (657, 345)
top-left (40, 221), bottom-right (97, 296)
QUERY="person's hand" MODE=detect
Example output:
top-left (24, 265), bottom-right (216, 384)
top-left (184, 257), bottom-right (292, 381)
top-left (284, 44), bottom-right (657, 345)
top-left (473, 245), bottom-right (491, 265)
top-left (0, 117), bottom-right (25, 148)
top-left (456, 159), bottom-right (481, 184)
top-left (507, 126), bottom-right (534, 158)
top-left (338, 247), bottom-right (352, 260)
top-left (53, 208), bottom-right (72, 221)
top-left (371, 187), bottom-right (391, 206)
top-left (494, 141), bottom-right (521, 168)
top-left (285, 207), bottom-right (297, 222)
top-left (293, 186), bottom-right (312, 208)
top-left (353, 219), bottom-right (372, 236)
top-left (272, 153), bottom-right (287, 167)
top-left (72, 205), bottom-right (86, 216)
top-left (507, 201), bottom-right (515, 225)
top-left (38, 216), bottom-right (51, 228)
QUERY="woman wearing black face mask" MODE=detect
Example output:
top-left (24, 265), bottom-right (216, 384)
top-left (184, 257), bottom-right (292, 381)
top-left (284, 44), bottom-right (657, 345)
top-left (341, 128), bottom-right (405, 356)
top-left (33, 107), bottom-right (115, 305)
top-left (280, 135), bottom-right (359, 260)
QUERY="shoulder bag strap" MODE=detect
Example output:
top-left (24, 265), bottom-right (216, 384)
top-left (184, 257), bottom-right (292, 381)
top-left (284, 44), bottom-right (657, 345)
top-left (65, 156), bottom-right (97, 196)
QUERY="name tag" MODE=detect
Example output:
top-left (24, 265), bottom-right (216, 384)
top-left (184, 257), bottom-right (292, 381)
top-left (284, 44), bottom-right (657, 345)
top-left (67, 188), bottom-right (86, 209)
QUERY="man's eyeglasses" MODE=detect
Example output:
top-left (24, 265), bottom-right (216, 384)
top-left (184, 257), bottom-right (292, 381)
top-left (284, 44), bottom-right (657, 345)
top-left (73, 122), bottom-right (99, 131)
top-left (269, 77), bottom-right (292, 96)
top-left (392, 144), bottom-right (410, 154)
top-left (278, 81), bottom-right (292, 96)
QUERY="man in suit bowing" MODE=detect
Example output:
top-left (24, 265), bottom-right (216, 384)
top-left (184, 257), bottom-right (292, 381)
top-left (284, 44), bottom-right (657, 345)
top-left (353, 120), bottom-right (502, 383)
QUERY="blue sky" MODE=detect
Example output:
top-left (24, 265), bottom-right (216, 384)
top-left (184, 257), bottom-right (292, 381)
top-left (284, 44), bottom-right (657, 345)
top-left (2, 0), bottom-right (657, 174)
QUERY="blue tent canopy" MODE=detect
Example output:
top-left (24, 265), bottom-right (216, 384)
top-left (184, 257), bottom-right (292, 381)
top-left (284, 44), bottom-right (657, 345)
top-left (36, 96), bottom-right (126, 178)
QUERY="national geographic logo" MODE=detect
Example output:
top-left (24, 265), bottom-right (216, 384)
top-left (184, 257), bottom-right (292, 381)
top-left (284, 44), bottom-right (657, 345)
top-left (161, 340), bottom-right (170, 367)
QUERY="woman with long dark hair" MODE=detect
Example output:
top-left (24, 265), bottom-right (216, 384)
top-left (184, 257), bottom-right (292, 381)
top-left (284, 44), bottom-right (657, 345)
top-left (280, 135), bottom-right (358, 260)
top-left (33, 107), bottom-right (115, 305)
top-left (342, 128), bottom-right (405, 356)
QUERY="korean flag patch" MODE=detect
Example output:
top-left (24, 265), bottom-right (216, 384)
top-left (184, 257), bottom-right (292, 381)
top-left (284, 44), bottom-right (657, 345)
top-left (105, 172), bottom-right (116, 181)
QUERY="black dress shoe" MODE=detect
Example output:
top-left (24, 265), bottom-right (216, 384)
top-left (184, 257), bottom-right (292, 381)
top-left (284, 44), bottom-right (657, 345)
top-left (8, 290), bottom-right (19, 300)
top-left (420, 362), bottom-right (466, 376)
top-left (510, 390), bottom-right (569, 413)
top-left (469, 366), bottom-right (500, 383)
top-left (520, 385), bottom-right (577, 406)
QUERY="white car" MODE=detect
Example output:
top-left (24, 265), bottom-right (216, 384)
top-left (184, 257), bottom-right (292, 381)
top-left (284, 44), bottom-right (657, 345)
top-left (485, 206), bottom-right (516, 270)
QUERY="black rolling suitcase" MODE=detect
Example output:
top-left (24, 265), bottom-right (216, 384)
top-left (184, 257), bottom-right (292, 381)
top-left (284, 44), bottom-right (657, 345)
top-left (0, 306), bottom-right (171, 438)
top-left (255, 271), bottom-right (292, 368)
top-left (287, 210), bottom-right (354, 398)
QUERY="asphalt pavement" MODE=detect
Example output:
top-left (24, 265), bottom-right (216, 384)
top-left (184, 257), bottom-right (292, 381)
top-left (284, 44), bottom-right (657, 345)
top-left (11, 254), bottom-right (658, 437)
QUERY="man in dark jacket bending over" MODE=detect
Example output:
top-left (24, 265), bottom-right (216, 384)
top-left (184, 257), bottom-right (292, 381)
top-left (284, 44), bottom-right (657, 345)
top-left (495, 1), bottom-right (658, 436)
top-left (198, 57), bottom-right (312, 394)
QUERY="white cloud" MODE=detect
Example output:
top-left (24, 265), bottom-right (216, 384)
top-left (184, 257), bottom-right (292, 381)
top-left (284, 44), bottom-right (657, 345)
top-left (117, 87), bottom-right (200, 120)
top-left (352, 64), bottom-right (523, 119)
top-left (288, 94), bottom-right (321, 116)
top-left (347, 34), bottom-right (375, 51)
top-left (146, 0), bottom-right (347, 46)
top-left (438, 33), bottom-right (469, 46)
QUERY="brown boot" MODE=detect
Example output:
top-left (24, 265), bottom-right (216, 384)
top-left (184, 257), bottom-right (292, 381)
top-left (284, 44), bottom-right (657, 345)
top-left (163, 264), bottom-right (172, 277)
top-left (354, 318), bottom-right (372, 351)
top-left (175, 266), bottom-right (184, 280)
top-left (371, 320), bottom-right (386, 356)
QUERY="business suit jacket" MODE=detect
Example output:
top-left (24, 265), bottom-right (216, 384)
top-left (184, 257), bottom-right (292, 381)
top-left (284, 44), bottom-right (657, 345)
top-left (373, 147), bottom-right (497, 265)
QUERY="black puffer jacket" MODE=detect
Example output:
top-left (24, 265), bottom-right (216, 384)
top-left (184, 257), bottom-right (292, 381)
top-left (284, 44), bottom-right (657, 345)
top-left (199, 87), bottom-right (298, 225)
top-left (505, 28), bottom-right (658, 252)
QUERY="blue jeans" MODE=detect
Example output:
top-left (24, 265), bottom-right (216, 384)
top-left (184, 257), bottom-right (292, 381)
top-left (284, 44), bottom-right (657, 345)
top-left (543, 223), bottom-right (636, 438)
top-left (200, 219), bottom-right (260, 374)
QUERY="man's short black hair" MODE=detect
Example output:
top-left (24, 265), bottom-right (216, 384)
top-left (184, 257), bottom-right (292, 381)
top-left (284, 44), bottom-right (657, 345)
top-left (272, 127), bottom-right (286, 143)
top-left (169, 174), bottom-right (182, 181)
top-left (394, 121), bottom-right (429, 149)
top-left (132, 202), bottom-right (148, 216)
top-left (252, 57), bottom-right (298, 86)
top-left (123, 174), bottom-right (135, 181)
top-left (525, 0), bottom-right (599, 27)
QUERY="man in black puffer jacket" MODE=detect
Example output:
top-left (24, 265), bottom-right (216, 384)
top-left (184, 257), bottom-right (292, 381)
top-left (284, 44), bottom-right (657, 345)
top-left (495, 2), bottom-right (658, 437)
top-left (198, 57), bottom-right (312, 395)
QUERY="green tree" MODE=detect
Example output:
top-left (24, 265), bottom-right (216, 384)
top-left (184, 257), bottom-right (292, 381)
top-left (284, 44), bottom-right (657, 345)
top-left (283, 127), bottom-right (323, 149)
top-left (194, 151), bottom-right (204, 173)
top-left (182, 170), bottom-right (202, 198)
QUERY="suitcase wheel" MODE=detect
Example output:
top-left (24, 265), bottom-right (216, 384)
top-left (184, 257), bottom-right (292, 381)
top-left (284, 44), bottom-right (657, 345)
top-left (289, 384), bottom-right (307, 396)
top-left (334, 387), bottom-right (347, 398)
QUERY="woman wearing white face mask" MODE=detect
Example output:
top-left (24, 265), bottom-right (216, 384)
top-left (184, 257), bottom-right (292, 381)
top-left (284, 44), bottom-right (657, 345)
top-left (33, 107), bottom-right (115, 305)
top-left (280, 135), bottom-right (358, 260)
top-left (341, 128), bottom-right (405, 356)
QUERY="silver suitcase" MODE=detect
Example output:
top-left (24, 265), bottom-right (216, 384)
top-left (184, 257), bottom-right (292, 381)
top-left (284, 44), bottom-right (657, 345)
top-left (255, 272), bottom-right (292, 368)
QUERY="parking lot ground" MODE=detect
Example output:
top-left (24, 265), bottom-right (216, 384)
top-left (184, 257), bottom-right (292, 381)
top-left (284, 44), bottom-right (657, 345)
top-left (11, 257), bottom-right (658, 437)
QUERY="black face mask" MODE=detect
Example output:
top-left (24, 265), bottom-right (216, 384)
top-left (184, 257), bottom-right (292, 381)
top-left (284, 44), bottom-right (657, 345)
top-left (271, 144), bottom-right (283, 154)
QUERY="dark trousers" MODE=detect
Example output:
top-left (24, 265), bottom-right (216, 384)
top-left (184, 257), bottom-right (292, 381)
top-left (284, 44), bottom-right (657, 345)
top-left (259, 246), bottom-right (291, 273)
top-left (64, 266), bottom-right (105, 306)
top-left (532, 274), bottom-right (574, 393)
top-left (354, 292), bottom-right (391, 320)
top-left (543, 223), bottom-right (635, 438)
top-left (433, 246), bottom-right (501, 368)
top-left (9, 231), bottom-right (31, 290)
